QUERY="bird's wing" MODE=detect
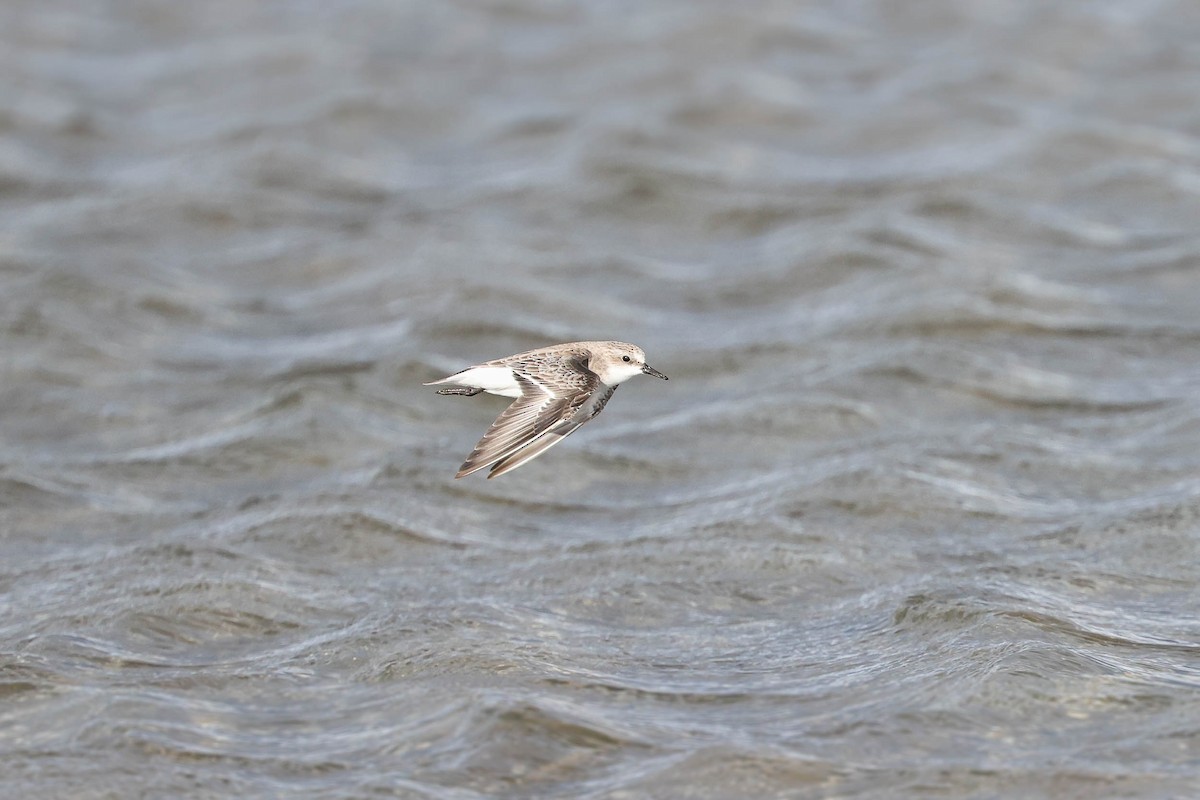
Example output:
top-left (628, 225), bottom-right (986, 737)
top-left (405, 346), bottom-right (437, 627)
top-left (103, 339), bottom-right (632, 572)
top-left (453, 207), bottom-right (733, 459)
top-left (486, 385), bottom-right (617, 478)
top-left (455, 358), bottom-right (598, 478)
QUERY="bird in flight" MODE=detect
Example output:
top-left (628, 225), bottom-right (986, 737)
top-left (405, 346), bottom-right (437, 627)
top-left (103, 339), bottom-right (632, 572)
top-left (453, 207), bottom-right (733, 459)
top-left (425, 341), bottom-right (668, 478)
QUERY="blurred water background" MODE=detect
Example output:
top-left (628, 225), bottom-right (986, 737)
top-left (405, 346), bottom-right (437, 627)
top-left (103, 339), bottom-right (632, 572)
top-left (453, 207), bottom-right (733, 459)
top-left (2, 1), bottom-right (1200, 797)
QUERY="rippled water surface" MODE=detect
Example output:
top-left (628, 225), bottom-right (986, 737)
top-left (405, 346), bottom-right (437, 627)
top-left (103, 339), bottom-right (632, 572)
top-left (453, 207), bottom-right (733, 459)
top-left (4, 1), bottom-right (1200, 797)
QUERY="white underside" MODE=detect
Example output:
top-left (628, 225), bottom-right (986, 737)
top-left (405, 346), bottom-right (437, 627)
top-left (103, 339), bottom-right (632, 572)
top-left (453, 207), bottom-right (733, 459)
top-left (436, 366), bottom-right (523, 398)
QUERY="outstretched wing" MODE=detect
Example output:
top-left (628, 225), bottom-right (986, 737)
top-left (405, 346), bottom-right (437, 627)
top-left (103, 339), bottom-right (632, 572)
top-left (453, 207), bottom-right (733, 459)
top-left (486, 385), bottom-right (617, 478)
top-left (455, 357), bottom-right (598, 478)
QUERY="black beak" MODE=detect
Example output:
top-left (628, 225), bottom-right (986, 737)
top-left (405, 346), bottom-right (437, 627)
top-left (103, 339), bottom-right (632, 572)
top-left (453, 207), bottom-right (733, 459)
top-left (642, 364), bottom-right (668, 380)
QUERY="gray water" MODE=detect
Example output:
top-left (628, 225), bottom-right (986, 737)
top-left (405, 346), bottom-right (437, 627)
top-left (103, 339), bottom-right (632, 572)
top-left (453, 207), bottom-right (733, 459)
top-left (3, 1), bottom-right (1200, 797)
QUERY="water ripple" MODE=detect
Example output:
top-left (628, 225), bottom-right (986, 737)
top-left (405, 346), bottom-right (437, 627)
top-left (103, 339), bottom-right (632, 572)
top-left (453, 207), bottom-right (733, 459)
top-left (5, 1), bottom-right (1200, 797)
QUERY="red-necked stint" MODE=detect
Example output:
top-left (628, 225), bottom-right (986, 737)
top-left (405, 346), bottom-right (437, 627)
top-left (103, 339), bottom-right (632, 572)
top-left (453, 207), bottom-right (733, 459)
top-left (425, 341), bottom-right (668, 479)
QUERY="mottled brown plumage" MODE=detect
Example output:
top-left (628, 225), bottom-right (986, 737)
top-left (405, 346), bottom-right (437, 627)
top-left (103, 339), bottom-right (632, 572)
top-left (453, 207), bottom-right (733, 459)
top-left (424, 341), bottom-right (667, 478)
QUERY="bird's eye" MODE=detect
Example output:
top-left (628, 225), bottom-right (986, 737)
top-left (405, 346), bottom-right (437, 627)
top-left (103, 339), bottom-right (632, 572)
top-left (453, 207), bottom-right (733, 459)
top-left (622, 355), bottom-right (631, 362)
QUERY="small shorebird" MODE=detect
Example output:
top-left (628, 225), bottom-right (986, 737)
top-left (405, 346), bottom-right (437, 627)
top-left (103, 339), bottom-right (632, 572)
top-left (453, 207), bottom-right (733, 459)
top-left (425, 341), bottom-right (668, 478)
